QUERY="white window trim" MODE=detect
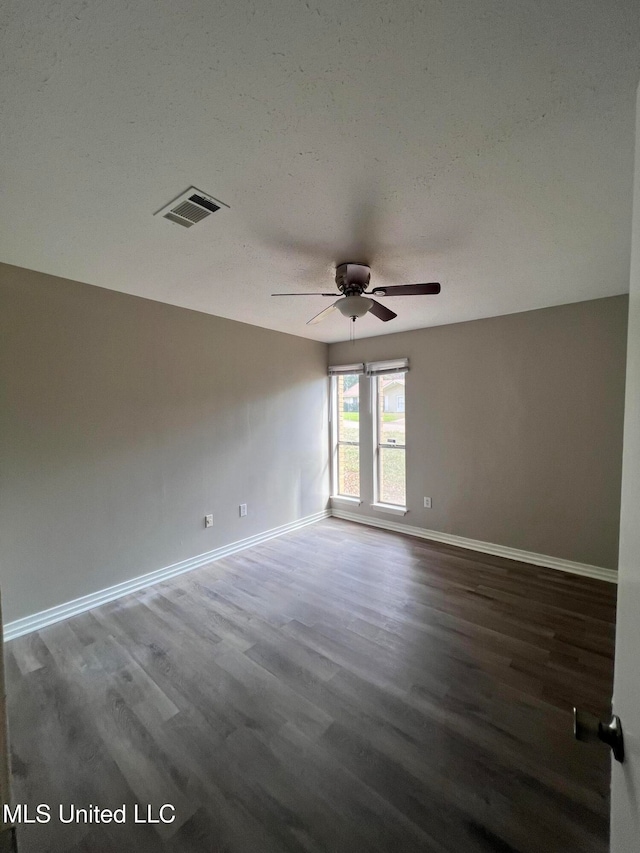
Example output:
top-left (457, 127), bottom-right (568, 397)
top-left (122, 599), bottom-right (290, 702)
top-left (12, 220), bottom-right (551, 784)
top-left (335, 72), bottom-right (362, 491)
top-left (370, 502), bottom-right (409, 516)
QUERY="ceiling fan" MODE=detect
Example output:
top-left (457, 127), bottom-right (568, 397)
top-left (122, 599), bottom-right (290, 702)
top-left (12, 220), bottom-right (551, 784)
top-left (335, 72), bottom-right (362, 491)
top-left (272, 263), bottom-right (441, 325)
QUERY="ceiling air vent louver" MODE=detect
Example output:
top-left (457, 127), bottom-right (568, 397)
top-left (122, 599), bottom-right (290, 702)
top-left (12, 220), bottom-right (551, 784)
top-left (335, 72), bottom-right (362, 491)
top-left (154, 187), bottom-right (229, 228)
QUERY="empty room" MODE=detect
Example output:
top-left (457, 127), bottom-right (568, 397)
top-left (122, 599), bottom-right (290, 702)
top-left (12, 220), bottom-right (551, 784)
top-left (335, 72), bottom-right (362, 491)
top-left (1, 1), bottom-right (640, 852)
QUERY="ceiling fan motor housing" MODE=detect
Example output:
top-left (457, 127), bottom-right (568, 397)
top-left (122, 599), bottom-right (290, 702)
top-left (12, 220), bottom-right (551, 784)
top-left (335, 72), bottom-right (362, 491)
top-left (335, 263), bottom-right (371, 294)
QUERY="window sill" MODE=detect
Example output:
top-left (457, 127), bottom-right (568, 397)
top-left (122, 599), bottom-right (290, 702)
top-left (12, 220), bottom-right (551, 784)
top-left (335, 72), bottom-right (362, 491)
top-left (370, 502), bottom-right (408, 516)
top-left (330, 495), bottom-right (362, 506)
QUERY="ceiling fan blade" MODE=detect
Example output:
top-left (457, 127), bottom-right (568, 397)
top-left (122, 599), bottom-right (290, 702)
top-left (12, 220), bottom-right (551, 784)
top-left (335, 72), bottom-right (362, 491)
top-left (271, 292), bottom-right (337, 296)
top-left (368, 300), bottom-right (397, 322)
top-left (307, 302), bottom-right (339, 325)
top-left (369, 282), bottom-right (441, 296)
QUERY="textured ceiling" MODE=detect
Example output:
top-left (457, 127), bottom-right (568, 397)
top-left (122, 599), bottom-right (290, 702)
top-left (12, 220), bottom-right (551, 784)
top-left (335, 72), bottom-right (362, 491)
top-left (1, 0), bottom-right (639, 343)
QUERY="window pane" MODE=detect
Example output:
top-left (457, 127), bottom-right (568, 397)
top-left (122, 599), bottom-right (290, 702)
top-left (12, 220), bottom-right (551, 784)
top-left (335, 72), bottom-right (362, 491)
top-left (377, 373), bottom-right (405, 445)
top-left (338, 443), bottom-right (360, 497)
top-left (378, 447), bottom-right (406, 505)
top-left (336, 374), bottom-right (359, 497)
top-left (377, 373), bottom-right (406, 505)
top-left (338, 375), bottom-right (359, 443)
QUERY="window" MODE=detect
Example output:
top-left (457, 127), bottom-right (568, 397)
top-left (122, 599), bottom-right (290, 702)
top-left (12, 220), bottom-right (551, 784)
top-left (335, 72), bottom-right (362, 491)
top-left (331, 372), bottom-right (361, 498)
top-left (329, 359), bottom-right (408, 511)
top-left (374, 373), bottom-right (406, 506)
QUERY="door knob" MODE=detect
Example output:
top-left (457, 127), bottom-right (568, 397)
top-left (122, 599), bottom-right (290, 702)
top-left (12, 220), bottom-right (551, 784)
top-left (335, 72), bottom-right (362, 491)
top-left (573, 708), bottom-right (625, 763)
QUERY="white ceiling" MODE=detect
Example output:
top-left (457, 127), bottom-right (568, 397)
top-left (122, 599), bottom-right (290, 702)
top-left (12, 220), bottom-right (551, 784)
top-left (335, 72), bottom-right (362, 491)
top-left (1, 0), bottom-right (639, 343)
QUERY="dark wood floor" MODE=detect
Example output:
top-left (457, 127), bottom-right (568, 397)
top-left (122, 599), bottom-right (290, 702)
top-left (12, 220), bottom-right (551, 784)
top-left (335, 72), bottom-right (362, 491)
top-left (5, 519), bottom-right (616, 852)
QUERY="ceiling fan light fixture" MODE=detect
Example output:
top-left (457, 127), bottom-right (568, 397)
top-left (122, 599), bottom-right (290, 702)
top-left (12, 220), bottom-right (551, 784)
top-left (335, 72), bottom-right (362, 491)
top-left (337, 295), bottom-right (373, 319)
top-left (272, 263), bottom-right (442, 326)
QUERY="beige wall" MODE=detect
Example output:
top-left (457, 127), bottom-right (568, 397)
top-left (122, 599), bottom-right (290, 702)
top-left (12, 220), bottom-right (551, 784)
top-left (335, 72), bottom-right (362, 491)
top-left (0, 259), bottom-right (627, 629)
top-left (0, 264), bottom-right (329, 624)
top-left (330, 296), bottom-right (628, 569)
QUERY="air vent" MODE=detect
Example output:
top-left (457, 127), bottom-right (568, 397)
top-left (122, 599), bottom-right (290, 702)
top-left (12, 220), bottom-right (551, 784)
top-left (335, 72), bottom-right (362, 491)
top-left (154, 186), bottom-right (229, 228)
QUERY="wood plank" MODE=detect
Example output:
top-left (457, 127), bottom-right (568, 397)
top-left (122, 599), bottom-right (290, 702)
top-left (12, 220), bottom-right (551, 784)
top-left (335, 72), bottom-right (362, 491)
top-left (4, 519), bottom-right (616, 851)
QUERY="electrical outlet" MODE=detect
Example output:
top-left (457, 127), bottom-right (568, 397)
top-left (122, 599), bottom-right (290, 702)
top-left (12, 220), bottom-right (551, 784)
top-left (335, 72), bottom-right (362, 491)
top-left (204, 514), bottom-right (213, 528)
top-left (239, 504), bottom-right (247, 518)
top-left (424, 497), bottom-right (432, 509)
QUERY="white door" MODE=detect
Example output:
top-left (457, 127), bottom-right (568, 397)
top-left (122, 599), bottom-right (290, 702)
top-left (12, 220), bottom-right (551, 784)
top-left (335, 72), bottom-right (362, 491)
top-left (610, 83), bottom-right (640, 853)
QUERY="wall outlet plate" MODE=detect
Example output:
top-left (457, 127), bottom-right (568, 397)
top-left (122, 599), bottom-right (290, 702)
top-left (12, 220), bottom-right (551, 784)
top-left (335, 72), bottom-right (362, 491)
top-left (205, 514), bottom-right (214, 528)
top-left (424, 497), bottom-right (432, 509)
top-left (239, 504), bottom-right (247, 517)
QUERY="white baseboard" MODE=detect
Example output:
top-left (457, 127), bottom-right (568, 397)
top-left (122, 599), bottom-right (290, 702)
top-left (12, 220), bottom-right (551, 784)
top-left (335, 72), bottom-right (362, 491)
top-left (330, 508), bottom-right (618, 584)
top-left (4, 509), bottom-right (331, 642)
top-left (5, 505), bottom-right (614, 642)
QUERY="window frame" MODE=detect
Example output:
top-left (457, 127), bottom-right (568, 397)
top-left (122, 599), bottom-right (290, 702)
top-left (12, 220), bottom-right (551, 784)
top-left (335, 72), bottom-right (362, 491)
top-left (330, 373), bottom-right (361, 500)
top-left (328, 359), bottom-right (408, 514)
top-left (372, 374), bottom-right (406, 508)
